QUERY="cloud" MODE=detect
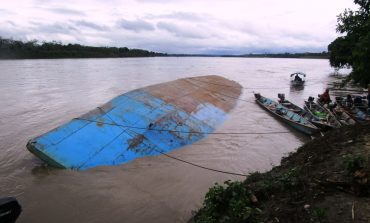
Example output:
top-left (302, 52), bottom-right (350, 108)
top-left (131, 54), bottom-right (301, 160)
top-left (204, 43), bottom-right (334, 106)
top-left (116, 19), bottom-right (155, 32)
top-left (0, 21), bottom-right (29, 40)
top-left (156, 21), bottom-right (210, 39)
top-left (32, 22), bottom-right (79, 35)
top-left (0, 8), bottom-right (16, 15)
top-left (0, 0), bottom-right (358, 54)
top-left (145, 11), bottom-right (209, 22)
top-left (72, 20), bottom-right (108, 31)
top-left (49, 7), bottom-right (85, 16)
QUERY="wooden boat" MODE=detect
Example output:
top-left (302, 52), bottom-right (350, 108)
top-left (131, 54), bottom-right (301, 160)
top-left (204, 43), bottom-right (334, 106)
top-left (290, 72), bottom-right (306, 86)
top-left (335, 96), bottom-right (370, 124)
top-left (304, 99), bottom-right (342, 129)
top-left (332, 107), bottom-right (356, 125)
top-left (27, 75), bottom-right (242, 170)
top-left (255, 93), bottom-right (319, 135)
top-left (277, 94), bottom-right (326, 129)
top-left (343, 107), bottom-right (370, 124)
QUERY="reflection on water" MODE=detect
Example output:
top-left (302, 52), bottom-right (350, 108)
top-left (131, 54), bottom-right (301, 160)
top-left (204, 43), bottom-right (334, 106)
top-left (0, 57), bottom-right (349, 223)
top-left (290, 84), bottom-right (305, 92)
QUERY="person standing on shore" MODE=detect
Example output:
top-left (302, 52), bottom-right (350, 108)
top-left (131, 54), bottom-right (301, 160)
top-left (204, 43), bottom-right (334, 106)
top-left (319, 89), bottom-right (331, 104)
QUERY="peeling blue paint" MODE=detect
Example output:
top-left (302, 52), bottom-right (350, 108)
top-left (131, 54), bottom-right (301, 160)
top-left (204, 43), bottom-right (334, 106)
top-left (27, 76), bottom-right (241, 170)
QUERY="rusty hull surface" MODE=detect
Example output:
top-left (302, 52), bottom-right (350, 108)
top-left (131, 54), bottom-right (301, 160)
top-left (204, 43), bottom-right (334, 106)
top-left (26, 75), bottom-right (242, 170)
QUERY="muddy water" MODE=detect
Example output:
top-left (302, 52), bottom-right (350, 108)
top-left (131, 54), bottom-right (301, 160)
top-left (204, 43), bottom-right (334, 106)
top-left (0, 57), bottom-right (349, 222)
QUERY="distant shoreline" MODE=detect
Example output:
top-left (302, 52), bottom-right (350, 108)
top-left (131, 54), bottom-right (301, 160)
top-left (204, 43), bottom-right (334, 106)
top-left (0, 37), bottom-right (329, 60)
top-left (168, 53), bottom-right (329, 59)
top-left (0, 54), bottom-right (329, 60)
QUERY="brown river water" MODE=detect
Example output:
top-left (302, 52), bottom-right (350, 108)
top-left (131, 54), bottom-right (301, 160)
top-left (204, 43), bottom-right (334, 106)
top-left (0, 57), bottom-right (349, 222)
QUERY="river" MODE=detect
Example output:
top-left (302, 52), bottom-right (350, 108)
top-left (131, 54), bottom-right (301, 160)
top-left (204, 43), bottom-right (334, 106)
top-left (0, 57), bottom-right (348, 222)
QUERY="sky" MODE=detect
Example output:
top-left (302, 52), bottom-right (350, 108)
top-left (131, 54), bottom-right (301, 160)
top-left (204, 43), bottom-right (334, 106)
top-left (0, 0), bottom-right (357, 54)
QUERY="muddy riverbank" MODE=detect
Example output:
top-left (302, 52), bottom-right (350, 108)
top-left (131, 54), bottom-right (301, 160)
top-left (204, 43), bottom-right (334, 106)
top-left (193, 124), bottom-right (370, 222)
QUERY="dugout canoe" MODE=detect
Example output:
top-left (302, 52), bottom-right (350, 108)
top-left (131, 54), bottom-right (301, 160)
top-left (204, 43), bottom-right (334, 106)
top-left (255, 93), bottom-right (319, 135)
top-left (27, 75), bottom-right (242, 170)
top-left (304, 99), bottom-right (341, 129)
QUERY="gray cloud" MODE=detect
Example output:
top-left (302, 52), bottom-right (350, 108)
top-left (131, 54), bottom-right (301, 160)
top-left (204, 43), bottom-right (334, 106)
top-left (117, 19), bottom-right (155, 32)
top-left (0, 8), bottom-right (16, 15)
top-left (135, 0), bottom-right (183, 3)
top-left (5, 21), bottom-right (16, 26)
top-left (72, 20), bottom-right (108, 31)
top-left (0, 21), bottom-right (29, 40)
top-left (49, 7), bottom-right (85, 16)
top-left (32, 22), bottom-right (79, 35)
top-left (146, 11), bottom-right (208, 22)
top-left (157, 21), bottom-right (209, 39)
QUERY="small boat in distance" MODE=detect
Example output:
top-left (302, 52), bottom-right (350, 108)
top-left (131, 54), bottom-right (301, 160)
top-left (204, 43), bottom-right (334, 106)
top-left (255, 93), bottom-right (319, 135)
top-left (290, 72), bottom-right (306, 86)
top-left (304, 97), bottom-right (342, 129)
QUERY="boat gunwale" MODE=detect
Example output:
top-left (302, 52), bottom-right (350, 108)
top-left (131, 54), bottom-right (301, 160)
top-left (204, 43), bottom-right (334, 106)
top-left (255, 95), bottom-right (319, 133)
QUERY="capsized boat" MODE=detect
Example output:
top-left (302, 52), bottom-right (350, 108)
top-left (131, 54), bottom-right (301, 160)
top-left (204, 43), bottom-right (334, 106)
top-left (304, 98), bottom-right (342, 129)
top-left (255, 93), bottom-right (319, 135)
top-left (27, 75), bottom-right (242, 170)
top-left (290, 72), bottom-right (306, 86)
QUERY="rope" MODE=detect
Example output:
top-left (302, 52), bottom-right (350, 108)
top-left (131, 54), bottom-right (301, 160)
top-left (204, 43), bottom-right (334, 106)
top-left (96, 107), bottom-right (251, 176)
top-left (189, 77), bottom-right (322, 90)
top-left (156, 151), bottom-right (248, 177)
top-left (76, 118), bottom-right (291, 135)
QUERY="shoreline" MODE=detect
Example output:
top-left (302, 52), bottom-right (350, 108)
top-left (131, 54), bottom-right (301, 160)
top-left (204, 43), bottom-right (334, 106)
top-left (192, 124), bottom-right (370, 222)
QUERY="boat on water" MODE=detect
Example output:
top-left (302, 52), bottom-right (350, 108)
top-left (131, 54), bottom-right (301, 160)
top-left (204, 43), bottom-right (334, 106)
top-left (254, 93), bottom-right (319, 135)
top-left (27, 75), bottom-right (242, 170)
top-left (290, 72), bottom-right (306, 86)
top-left (316, 98), bottom-right (356, 126)
top-left (277, 94), bottom-right (327, 129)
top-left (332, 107), bottom-right (357, 125)
top-left (335, 96), bottom-right (370, 124)
top-left (304, 98), bottom-right (342, 129)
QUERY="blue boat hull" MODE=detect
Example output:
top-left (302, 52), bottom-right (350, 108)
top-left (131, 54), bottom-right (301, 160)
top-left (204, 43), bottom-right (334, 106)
top-left (255, 94), bottom-right (319, 135)
top-left (27, 76), bottom-right (242, 170)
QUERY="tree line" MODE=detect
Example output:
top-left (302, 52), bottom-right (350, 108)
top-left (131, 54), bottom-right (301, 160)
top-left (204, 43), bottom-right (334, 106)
top-left (240, 52), bottom-right (329, 59)
top-left (328, 0), bottom-right (370, 87)
top-left (0, 37), bottom-right (165, 59)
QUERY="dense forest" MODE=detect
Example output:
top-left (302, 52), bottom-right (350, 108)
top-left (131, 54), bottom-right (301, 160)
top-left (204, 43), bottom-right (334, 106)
top-left (0, 37), bottom-right (165, 59)
top-left (239, 52), bottom-right (329, 59)
top-left (328, 0), bottom-right (370, 87)
top-left (168, 52), bottom-right (329, 59)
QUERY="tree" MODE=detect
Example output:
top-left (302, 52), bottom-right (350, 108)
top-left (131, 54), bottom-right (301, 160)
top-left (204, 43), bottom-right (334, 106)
top-left (328, 0), bottom-right (370, 87)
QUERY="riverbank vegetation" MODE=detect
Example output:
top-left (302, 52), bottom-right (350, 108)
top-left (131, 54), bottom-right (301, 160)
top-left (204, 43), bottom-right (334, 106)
top-left (328, 0), bottom-right (370, 87)
top-left (239, 52), bottom-right (329, 59)
top-left (192, 125), bottom-right (370, 223)
top-left (0, 37), bottom-right (165, 59)
top-left (1, 37), bottom-right (330, 60)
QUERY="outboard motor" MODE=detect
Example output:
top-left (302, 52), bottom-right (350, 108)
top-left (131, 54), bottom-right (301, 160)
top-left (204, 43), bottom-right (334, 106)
top-left (354, 96), bottom-right (363, 107)
top-left (335, 96), bottom-right (344, 106)
top-left (278, 93), bottom-right (285, 102)
top-left (0, 197), bottom-right (21, 223)
top-left (308, 96), bottom-right (315, 102)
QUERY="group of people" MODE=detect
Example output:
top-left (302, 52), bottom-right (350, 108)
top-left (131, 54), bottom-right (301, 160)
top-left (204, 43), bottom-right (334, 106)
top-left (318, 88), bottom-right (370, 113)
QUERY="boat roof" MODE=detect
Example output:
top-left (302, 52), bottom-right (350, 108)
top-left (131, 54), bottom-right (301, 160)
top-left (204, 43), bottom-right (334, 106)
top-left (290, 72), bottom-right (306, 77)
